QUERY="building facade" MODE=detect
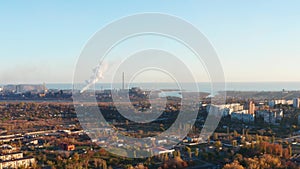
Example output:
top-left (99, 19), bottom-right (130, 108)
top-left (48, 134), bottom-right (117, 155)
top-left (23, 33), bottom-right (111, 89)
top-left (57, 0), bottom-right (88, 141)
top-left (293, 98), bottom-right (300, 108)
top-left (0, 152), bottom-right (35, 169)
top-left (231, 110), bottom-right (255, 123)
top-left (248, 101), bottom-right (255, 115)
top-left (206, 103), bottom-right (243, 117)
top-left (256, 110), bottom-right (283, 124)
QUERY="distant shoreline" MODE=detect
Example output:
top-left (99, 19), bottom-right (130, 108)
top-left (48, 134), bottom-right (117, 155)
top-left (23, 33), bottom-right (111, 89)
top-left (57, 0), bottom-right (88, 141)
top-left (1, 82), bottom-right (300, 92)
top-left (41, 82), bottom-right (300, 92)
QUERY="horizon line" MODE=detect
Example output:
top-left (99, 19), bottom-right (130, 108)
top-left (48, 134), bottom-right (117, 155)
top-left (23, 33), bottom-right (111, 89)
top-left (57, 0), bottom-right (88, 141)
top-left (2, 81), bottom-right (300, 85)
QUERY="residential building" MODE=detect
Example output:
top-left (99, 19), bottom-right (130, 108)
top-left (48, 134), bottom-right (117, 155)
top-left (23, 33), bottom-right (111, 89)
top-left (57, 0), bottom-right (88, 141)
top-left (293, 98), bottom-right (300, 108)
top-left (231, 110), bottom-right (255, 123)
top-left (0, 152), bottom-right (23, 161)
top-left (249, 101), bottom-right (255, 115)
top-left (269, 99), bottom-right (293, 108)
top-left (256, 110), bottom-right (283, 124)
top-left (206, 103), bottom-right (242, 117)
top-left (0, 152), bottom-right (35, 169)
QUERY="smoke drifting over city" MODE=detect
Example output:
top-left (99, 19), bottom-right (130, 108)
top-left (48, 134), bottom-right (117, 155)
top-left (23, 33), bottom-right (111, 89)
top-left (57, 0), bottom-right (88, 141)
top-left (80, 62), bottom-right (109, 93)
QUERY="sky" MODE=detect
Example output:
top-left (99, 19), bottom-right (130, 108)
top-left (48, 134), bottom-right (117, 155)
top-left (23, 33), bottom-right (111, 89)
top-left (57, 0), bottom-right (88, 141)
top-left (0, 0), bottom-right (300, 84)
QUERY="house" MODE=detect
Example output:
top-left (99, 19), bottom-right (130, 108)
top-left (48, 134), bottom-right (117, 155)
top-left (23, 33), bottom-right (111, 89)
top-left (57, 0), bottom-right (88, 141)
top-left (60, 143), bottom-right (75, 151)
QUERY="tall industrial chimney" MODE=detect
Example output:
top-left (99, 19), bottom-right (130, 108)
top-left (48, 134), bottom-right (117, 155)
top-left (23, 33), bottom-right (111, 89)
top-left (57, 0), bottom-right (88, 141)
top-left (122, 72), bottom-right (125, 90)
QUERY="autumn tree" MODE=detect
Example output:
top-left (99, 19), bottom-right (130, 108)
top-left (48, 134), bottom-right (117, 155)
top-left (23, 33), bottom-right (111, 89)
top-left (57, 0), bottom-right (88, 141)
top-left (223, 160), bottom-right (244, 169)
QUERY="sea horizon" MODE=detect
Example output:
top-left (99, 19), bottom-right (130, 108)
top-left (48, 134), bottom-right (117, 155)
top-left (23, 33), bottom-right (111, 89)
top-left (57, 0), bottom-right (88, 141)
top-left (1, 82), bottom-right (300, 92)
top-left (1, 82), bottom-right (299, 92)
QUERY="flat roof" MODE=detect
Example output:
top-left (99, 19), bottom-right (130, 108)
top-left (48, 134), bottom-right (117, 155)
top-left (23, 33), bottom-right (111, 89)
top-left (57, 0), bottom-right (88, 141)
top-left (0, 156), bottom-right (34, 163)
top-left (0, 152), bottom-right (22, 156)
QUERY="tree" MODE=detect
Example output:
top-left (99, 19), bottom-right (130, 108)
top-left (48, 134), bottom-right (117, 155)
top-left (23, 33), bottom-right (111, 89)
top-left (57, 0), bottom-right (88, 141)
top-left (31, 161), bottom-right (38, 169)
top-left (186, 147), bottom-right (192, 159)
top-left (283, 148), bottom-right (290, 159)
top-left (244, 157), bottom-right (259, 169)
top-left (271, 136), bottom-right (275, 143)
top-left (164, 153), bottom-right (169, 161)
top-left (258, 154), bottom-right (281, 169)
top-left (173, 150), bottom-right (181, 157)
top-left (215, 140), bottom-right (222, 149)
top-left (56, 155), bottom-right (63, 168)
top-left (46, 160), bottom-right (54, 167)
top-left (288, 145), bottom-right (292, 157)
top-left (126, 164), bottom-right (133, 169)
top-left (102, 160), bottom-right (107, 169)
top-left (255, 134), bottom-right (259, 142)
top-left (18, 140), bottom-right (22, 148)
top-left (195, 148), bottom-right (199, 158)
top-left (234, 130), bottom-right (239, 137)
top-left (42, 154), bottom-right (47, 165)
top-left (232, 140), bottom-right (237, 147)
top-left (223, 160), bottom-right (244, 169)
top-left (160, 124), bottom-right (165, 131)
top-left (73, 152), bottom-right (80, 162)
top-left (234, 154), bottom-right (243, 162)
top-left (214, 133), bottom-right (218, 140)
top-left (251, 142), bottom-right (255, 149)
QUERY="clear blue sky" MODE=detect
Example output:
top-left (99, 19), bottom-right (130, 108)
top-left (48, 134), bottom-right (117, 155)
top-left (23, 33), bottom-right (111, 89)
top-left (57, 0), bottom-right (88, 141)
top-left (0, 1), bottom-right (299, 84)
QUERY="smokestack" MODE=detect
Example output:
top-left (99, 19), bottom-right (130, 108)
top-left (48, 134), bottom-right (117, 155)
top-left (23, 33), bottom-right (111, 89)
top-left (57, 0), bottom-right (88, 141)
top-left (80, 62), bottom-right (108, 93)
top-left (122, 72), bottom-right (125, 90)
top-left (43, 82), bottom-right (47, 93)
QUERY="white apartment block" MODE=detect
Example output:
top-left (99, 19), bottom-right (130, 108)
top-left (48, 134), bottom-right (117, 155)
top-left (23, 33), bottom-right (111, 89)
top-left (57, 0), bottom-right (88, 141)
top-left (231, 110), bottom-right (255, 123)
top-left (269, 99), bottom-right (293, 108)
top-left (206, 103), bottom-right (243, 117)
top-left (256, 110), bottom-right (283, 124)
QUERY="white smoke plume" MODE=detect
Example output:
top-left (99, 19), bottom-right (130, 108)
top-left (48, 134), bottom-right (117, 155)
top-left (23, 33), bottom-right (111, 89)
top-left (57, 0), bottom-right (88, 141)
top-left (80, 62), bottom-right (109, 93)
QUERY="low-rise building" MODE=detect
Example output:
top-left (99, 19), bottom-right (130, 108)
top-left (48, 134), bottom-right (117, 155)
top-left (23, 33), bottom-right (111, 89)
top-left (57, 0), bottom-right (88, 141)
top-left (0, 152), bottom-right (23, 161)
top-left (149, 147), bottom-right (175, 155)
top-left (60, 143), bottom-right (75, 151)
top-left (0, 152), bottom-right (35, 169)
